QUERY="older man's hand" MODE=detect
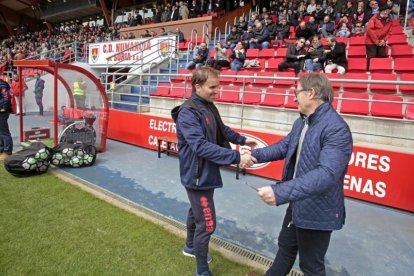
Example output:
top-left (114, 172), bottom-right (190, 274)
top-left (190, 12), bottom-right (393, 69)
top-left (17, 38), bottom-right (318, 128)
top-left (257, 186), bottom-right (277, 205)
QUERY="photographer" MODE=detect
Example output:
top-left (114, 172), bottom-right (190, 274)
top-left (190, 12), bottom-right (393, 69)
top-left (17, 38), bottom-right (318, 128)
top-left (187, 43), bottom-right (209, 70)
top-left (211, 43), bottom-right (230, 70)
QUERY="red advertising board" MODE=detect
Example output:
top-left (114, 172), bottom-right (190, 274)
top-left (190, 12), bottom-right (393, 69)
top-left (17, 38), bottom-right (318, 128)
top-left (108, 109), bottom-right (414, 212)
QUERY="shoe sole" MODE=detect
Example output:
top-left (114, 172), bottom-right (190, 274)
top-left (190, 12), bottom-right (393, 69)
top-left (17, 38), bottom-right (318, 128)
top-left (182, 250), bottom-right (212, 264)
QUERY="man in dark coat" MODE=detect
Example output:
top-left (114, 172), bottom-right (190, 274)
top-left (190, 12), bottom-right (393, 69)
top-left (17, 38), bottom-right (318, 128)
top-left (0, 78), bottom-right (13, 160)
top-left (278, 37), bottom-right (307, 74)
top-left (324, 35), bottom-right (347, 74)
top-left (33, 73), bottom-right (45, 116)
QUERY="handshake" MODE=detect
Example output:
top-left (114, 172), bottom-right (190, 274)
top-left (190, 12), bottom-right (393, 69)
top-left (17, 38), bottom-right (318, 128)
top-left (239, 148), bottom-right (257, 168)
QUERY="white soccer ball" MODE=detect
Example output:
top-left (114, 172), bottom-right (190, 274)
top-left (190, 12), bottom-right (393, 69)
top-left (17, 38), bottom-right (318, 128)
top-left (22, 157), bottom-right (37, 170)
top-left (62, 148), bottom-right (75, 158)
top-left (51, 153), bottom-right (65, 166)
top-left (75, 148), bottom-right (85, 158)
top-left (35, 148), bottom-right (51, 161)
top-left (36, 161), bottom-right (50, 172)
top-left (69, 156), bottom-right (84, 167)
top-left (82, 153), bottom-right (94, 166)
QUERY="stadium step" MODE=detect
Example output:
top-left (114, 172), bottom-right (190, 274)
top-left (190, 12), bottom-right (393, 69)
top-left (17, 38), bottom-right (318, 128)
top-left (111, 102), bottom-right (138, 112)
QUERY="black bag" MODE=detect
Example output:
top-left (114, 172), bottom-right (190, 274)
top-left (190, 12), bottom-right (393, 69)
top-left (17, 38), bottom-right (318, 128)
top-left (4, 142), bottom-right (52, 176)
top-left (51, 142), bottom-right (97, 167)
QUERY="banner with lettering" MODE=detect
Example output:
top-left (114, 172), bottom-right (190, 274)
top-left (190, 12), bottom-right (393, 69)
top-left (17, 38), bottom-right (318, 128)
top-left (88, 36), bottom-right (176, 66)
top-left (108, 110), bottom-right (414, 212)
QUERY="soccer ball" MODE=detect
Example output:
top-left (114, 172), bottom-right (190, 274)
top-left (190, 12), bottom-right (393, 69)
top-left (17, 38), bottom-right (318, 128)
top-left (62, 148), bottom-right (75, 158)
top-left (22, 157), bottom-right (38, 170)
top-left (51, 153), bottom-right (65, 166)
top-left (70, 156), bottom-right (84, 167)
top-left (35, 148), bottom-right (51, 161)
top-left (75, 148), bottom-right (85, 158)
top-left (36, 161), bottom-right (50, 172)
top-left (82, 153), bottom-right (94, 166)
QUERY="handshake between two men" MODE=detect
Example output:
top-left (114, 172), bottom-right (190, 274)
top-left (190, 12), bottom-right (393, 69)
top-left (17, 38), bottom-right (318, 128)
top-left (237, 138), bottom-right (277, 206)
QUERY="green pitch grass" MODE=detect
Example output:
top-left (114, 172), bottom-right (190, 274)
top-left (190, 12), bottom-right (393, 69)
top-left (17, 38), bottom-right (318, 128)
top-left (0, 163), bottom-right (260, 275)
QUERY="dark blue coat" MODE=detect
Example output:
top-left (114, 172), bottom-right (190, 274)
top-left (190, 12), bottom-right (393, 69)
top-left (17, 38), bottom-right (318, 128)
top-left (252, 103), bottom-right (353, 231)
top-left (172, 93), bottom-right (246, 190)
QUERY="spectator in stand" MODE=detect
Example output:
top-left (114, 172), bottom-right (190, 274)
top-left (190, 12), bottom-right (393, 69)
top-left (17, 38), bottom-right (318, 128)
top-left (152, 6), bottom-right (162, 23)
top-left (180, 1), bottom-right (189, 19)
top-left (304, 35), bottom-right (326, 72)
top-left (336, 16), bottom-right (352, 37)
top-left (296, 21), bottom-right (314, 42)
top-left (307, 0), bottom-right (317, 14)
top-left (270, 0), bottom-right (278, 14)
top-left (211, 42), bottom-right (230, 70)
top-left (250, 22), bottom-right (270, 49)
top-left (11, 74), bottom-right (28, 116)
top-left (287, 9), bottom-right (299, 27)
top-left (351, 20), bottom-right (366, 36)
top-left (351, 6), bottom-right (368, 25)
top-left (365, 5), bottom-right (392, 70)
top-left (161, 6), bottom-right (170, 22)
top-left (306, 16), bottom-right (319, 35)
top-left (366, 0), bottom-right (380, 19)
top-left (189, 0), bottom-right (199, 18)
top-left (176, 27), bottom-right (185, 43)
top-left (236, 16), bottom-right (248, 34)
top-left (346, 1), bottom-right (356, 18)
top-left (265, 17), bottom-right (277, 40)
top-left (242, 25), bottom-right (254, 48)
top-left (127, 13), bottom-right (137, 26)
top-left (312, 3), bottom-right (325, 23)
top-left (230, 42), bottom-right (246, 72)
top-left (318, 15), bottom-right (335, 38)
top-left (278, 37), bottom-right (307, 74)
top-left (248, 12), bottom-right (258, 27)
top-left (187, 43), bottom-right (209, 70)
top-left (199, 0), bottom-right (208, 16)
top-left (136, 11), bottom-right (143, 25)
top-left (324, 5), bottom-right (336, 21)
top-left (331, 0), bottom-right (341, 20)
top-left (297, 1), bottom-right (307, 16)
top-left (276, 18), bottom-right (290, 41)
top-left (171, 5), bottom-right (180, 21)
top-left (324, 35), bottom-right (347, 74)
top-left (225, 26), bottom-right (241, 50)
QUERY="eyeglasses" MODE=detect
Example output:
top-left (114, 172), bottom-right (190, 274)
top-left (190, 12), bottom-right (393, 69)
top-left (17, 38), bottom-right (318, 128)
top-left (294, 89), bottom-right (309, 97)
top-left (299, 40), bottom-right (305, 43)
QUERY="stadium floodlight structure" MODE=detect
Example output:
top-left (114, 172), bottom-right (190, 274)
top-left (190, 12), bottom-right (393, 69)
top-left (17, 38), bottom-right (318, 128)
top-left (13, 60), bottom-right (109, 152)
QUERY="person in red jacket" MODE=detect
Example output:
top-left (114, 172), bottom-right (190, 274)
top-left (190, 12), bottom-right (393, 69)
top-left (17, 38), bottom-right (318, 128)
top-left (365, 5), bottom-right (392, 70)
top-left (11, 74), bottom-right (28, 115)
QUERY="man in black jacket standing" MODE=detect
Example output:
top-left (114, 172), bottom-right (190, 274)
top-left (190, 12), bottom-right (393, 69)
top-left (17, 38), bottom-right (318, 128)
top-left (33, 73), bottom-right (45, 116)
top-left (324, 35), bottom-right (347, 74)
top-left (0, 78), bottom-right (13, 160)
top-left (278, 38), bottom-right (307, 74)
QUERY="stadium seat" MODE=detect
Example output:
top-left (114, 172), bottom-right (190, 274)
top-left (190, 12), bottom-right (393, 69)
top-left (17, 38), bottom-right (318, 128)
top-left (340, 92), bottom-right (370, 115)
top-left (387, 34), bottom-right (408, 45)
top-left (172, 69), bottom-right (191, 82)
top-left (276, 48), bottom-right (287, 58)
top-left (332, 91), bottom-right (339, 110)
top-left (347, 58), bottom-right (368, 73)
top-left (259, 48), bottom-right (275, 58)
top-left (343, 73), bottom-right (369, 92)
top-left (242, 87), bottom-right (262, 104)
top-left (266, 58), bottom-right (283, 70)
top-left (284, 90), bottom-right (298, 109)
top-left (405, 98), bottom-right (414, 120)
top-left (394, 58), bottom-right (414, 74)
top-left (324, 73), bottom-right (343, 91)
top-left (371, 94), bottom-right (403, 119)
top-left (169, 83), bottom-right (188, 98)
top-left (370, 73), bottom-right (398, 94)
top-left (153, 83), bottom-right (170, 97)
top-left (391, 25), bottom-right (404, 35)
top-left (274, 72), bottom-right (296, 88)
top-left (399, 74), bottom-right (414, 95)
top-left (347, 46), bottom-right (366, 58)
top-left (219, 70), bottom-right (236, 84)
top-left (219, 85), bottom-right (241, 103)
top-left (336, 37), bottom-right (349, 45)
top-left (369, 58), bottom-right (393, 73)
top-left (234, 71), bottom-right (254, 85)
top-left (349, 36), bottom-right (366, 46)
top-left (255, 71), bottom-right (275, 86)
top-left (246, 49), bottom-right (260, 59)
top-left (391, 44), bottom-right (413, 58)
top-left (260, 88), bottom-right (286, 107)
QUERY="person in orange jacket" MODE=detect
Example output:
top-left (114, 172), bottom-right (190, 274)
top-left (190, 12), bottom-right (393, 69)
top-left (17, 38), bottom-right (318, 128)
top-left (11, 74), bottom-right (28, 115)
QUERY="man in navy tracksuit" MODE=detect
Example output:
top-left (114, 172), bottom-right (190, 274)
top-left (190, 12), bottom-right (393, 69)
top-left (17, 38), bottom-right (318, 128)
top-left (0, 78), bottom-right (13, 160)
top-left (172, 67), bottom-right (257, 276)
top-left (252, 73), bottom-right (353, 276)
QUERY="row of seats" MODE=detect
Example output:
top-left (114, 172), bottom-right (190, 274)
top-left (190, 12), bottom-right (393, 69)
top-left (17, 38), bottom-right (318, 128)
top-left (152, 83), bottom-right (414, 120)
top-left (170, 70), bottom-right (414, 95)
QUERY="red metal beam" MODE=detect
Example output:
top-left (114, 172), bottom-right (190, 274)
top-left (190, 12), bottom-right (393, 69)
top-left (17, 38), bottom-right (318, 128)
top-left (99, 0), bottom-right (111, 27)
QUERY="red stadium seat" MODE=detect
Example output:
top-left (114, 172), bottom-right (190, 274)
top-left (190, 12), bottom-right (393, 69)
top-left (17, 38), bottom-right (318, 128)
top-left (387, 34), bottom-right (408, 45)
top-left (343, 73), bottom-right (369, 92)
top-left (340, 92), bottom-right (370, 115)
top-left (391, 44), bottom-right (413, 58)
top-left (284, 90), bottom-right (298, 109)
top-left (219, 85), bottom-right (241, 103)
top-left (399, 74), bottom-right (414, 95)
top-left (324, 73), bottom-right (343, 91)
top-left (260, 88), bottom-right (286, 107)
top-left (336, 37), bottom-right (349, 45)
top-left (391, 25), bottom-right (404, 35)
top-left (347, 46), bottom-right (366, 58)
top-left (259, 48), bottom-right (275, 58)
top-left (266, 58), bottom-right (283, 70)
top-left (349, 36), bottom-right (366, 46)
top-left (348, 58), bottom-right (368, 73)
top-left (370, 73), bottom-right (398, 94)
top-left (242, 87), bottom-right (262, 104)
top-left (219, 70), bottom-right (236, 84)
top-left (153, 83), bottom-right (170, 97)
top-left (369, 58), bottom-right (393, 73)
top-left (332, 92), bottom-right (339, 110)
top-left (255, 71), bottom-right (275, 86)
top-left (394, 58), bottom-right (414, 74)
top-left (234, 71), bottom-right (254, 85)
top-left (275, 72), bottom-right (296, 88)
top-left (246, 49), bottom-right (259, 59)
top-left (276, 48), bottom-right (287, 58)
top-left (371, 94), bottom-right (403, 119)
top-left (169, 83), bottom-right (188, 98)
top-left (172, 69), bottom-right (191, 82)
top-left (405, 98), bottom-right (414, 120)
